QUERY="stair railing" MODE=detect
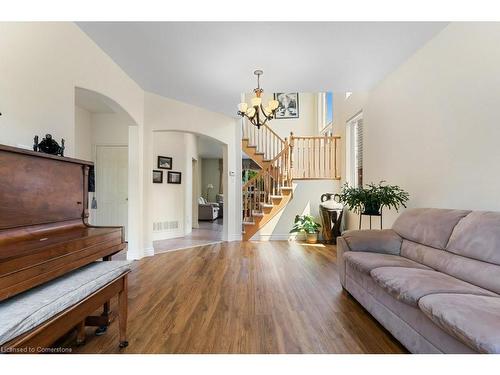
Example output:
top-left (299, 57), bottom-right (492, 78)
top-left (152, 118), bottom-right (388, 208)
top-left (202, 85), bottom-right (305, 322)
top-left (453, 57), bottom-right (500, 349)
top-left (289, 133), bottom-right (341, 180)
top-left (241, 127), bottom-right (342, 227)
top-left (242, 141), bottom-right (291, 223)
top-left (242, 121), bottom-right (285, 161)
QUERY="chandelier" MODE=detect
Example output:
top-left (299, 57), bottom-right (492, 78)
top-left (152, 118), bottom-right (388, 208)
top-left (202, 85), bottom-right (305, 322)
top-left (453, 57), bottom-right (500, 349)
top-left (237, 70), bottom-right (279, 129)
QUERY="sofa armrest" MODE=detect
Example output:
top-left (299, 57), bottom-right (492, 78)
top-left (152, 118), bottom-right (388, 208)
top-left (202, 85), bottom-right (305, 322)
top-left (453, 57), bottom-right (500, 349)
top-left (337, 237), bottom-right (350, 287)
top-left (341, 229), bottom-right (402, 255)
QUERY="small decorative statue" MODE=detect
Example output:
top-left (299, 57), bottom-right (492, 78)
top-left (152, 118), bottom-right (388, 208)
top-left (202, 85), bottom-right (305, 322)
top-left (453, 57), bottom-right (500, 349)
top-left (33, 134), bottom-right (65, 156)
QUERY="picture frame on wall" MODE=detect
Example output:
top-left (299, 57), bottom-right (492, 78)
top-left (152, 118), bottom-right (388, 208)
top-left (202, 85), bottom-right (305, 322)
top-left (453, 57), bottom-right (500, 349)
top-left (274, 93), bottom-right (299, 119)
top-left (167, 171), bottom-right (182, 184)
top-left (157, 155), bottom-right (172, 170)
top-left (152, 170), bottom-right (163, 183)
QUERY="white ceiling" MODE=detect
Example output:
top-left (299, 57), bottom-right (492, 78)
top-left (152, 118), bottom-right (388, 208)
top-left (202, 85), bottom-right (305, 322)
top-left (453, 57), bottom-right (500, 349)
top-left (77, 22), bottom-right (447, 116)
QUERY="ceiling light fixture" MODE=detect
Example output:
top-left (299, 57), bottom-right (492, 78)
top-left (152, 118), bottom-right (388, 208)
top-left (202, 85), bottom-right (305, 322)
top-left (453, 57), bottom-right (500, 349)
top-left (237, 70), bottom-right (279, 129)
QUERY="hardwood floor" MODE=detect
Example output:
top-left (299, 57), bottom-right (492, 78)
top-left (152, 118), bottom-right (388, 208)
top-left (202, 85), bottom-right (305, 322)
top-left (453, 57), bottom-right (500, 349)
top-left (154, 219), bottom-right (223, 254)
top-left (71, 241), bottom-right (406, 354)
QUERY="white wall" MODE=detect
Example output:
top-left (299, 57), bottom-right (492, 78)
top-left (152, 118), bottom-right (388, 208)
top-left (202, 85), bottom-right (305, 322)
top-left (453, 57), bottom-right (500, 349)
top-left (336, 23), bottom-right (500, 229)
top-left (0, 23), bottom-right (144, 153)
top-left (75, 106), bottom-right (93, 160)
top-left (91, 112), bottom-right (132, 146)
top-left (151, 132), bottom-right (198, 241)
top-left (75, 109), bottom-right (133, 160)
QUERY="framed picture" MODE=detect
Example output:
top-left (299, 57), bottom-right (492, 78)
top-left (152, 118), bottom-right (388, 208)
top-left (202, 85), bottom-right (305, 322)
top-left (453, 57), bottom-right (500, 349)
top-left (273, 93), bottom-right (299, 119)
top-left (152, 170), bottom-right (163, 183)
top-left (157, 155), bottom-right (172, 170)
top-left (167, 171), bottom-right (182, 184)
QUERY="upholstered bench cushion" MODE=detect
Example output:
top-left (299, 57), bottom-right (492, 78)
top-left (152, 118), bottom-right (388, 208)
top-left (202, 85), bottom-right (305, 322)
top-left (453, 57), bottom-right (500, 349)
top-left (419, 294), bottom-right (500, 353)
top-left (0, 260), bottom-right (131, 346)
top-left (370, 267), bottom-right (497, 307)
top-left (344, 251), bottom-right (430, 275)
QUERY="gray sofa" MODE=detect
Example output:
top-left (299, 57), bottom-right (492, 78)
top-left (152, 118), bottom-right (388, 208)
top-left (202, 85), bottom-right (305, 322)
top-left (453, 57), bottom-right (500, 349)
top-left (337, 208), bottom-right (500, 354)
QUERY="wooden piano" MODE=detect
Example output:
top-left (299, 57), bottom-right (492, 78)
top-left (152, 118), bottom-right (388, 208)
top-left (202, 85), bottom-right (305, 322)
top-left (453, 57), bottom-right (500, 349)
top-left (0, 144), bottom-right (129, 351)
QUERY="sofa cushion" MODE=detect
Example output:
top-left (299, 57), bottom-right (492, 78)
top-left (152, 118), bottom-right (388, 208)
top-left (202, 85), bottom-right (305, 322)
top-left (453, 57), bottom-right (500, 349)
top-left (345, 263), bottom-right (475, 353)
top-left (392, 208), bottom-right (470, 249)
top-left (0, 260), bottom-right (131, 346)
top-left (370, 267), bottom-right (497, 307)
top-left (401, 239), bottom-right (500, 294)
top-left (446, 211), bottom-right (500, 265)
top-left (344, 251), bottom-right (430, 275)
top-left (342, 229), bottom-right (402, 255)
top-left (419, 294), bottom-right (500, 353)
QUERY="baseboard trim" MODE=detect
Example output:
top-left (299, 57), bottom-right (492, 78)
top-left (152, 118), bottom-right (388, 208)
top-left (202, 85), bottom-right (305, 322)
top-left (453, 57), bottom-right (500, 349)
top-left (249, 234), bottom-right (301, 241)
top-left (227, 233), bottom-right (242, 242)
top-left (154, 241), bottom-right (223, 255)
top-left (152, 229), bottom-right (185, 242)
top-left (144, 246), bottom-right (155, 257)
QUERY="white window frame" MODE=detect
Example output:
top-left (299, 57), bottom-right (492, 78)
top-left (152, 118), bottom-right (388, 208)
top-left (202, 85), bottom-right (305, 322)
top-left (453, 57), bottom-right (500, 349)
top-left (346, 111), bottom-right (363, 188)
top-left (317, 92), bottom-right (334, 134)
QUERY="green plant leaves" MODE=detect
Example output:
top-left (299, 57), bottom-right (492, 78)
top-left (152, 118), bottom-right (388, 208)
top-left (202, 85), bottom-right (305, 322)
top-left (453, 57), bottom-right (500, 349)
top-left (290, 214), bottom-right (321, 234)
top-left (336, 181), bottom-right (409, 214)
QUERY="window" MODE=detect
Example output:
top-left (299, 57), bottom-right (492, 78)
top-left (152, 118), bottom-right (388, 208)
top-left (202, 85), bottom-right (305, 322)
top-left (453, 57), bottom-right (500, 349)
top-left (325, 92), bottom-right (333, 124)
top-left (318, 92), bottom-right (334, 133)
top-left (346, 112), bottom-right (363, 188)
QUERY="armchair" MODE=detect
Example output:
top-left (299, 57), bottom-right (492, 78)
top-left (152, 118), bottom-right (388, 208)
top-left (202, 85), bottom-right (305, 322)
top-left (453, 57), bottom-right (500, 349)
top-left (198, 197), bottom-right (219, 221)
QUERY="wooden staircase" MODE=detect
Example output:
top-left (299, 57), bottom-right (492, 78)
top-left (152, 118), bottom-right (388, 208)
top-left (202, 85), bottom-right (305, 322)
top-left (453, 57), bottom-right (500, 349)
top-left (242, 121), bottom-right (341, 241)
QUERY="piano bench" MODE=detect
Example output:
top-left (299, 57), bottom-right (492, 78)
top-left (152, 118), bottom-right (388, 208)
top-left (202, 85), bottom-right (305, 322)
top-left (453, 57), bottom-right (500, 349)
top-left (0, 261), bottom-right (132, 353)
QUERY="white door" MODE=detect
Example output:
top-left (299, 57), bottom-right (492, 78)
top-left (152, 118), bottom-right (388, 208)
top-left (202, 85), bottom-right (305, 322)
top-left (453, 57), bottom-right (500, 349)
top-left (95, 146), bottom-right (128, 239)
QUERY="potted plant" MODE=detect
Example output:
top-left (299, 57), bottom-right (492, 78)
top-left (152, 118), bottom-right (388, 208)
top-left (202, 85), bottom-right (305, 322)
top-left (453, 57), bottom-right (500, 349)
top-left (290, 215), bottom-right (321, 243)
top-left (336, 181), bottom-right (409, 215)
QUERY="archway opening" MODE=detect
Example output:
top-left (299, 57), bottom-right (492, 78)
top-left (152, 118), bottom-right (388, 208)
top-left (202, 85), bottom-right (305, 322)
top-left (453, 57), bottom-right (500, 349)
top-left (74, 87), bottom-right (138, 259)
top-left (149, 130), bottom-right (227, 254)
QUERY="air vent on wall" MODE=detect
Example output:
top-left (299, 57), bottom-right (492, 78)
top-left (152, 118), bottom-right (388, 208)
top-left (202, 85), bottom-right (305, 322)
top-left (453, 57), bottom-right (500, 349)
top-left (153, 221), bottom-right (179, 232)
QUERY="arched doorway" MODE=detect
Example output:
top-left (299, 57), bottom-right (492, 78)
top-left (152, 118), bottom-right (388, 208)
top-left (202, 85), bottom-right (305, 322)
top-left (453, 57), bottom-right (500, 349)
top-left (74, 87), bottom-right (139, 259)
top-left (148, 130), bottom-right (227, 253)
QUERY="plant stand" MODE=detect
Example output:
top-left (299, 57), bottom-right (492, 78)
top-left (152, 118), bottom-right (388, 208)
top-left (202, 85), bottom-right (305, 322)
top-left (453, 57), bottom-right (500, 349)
top-left (319, 205), bottom-right (344, 244)
top-left (359, 211), bottom-right (383, 230)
